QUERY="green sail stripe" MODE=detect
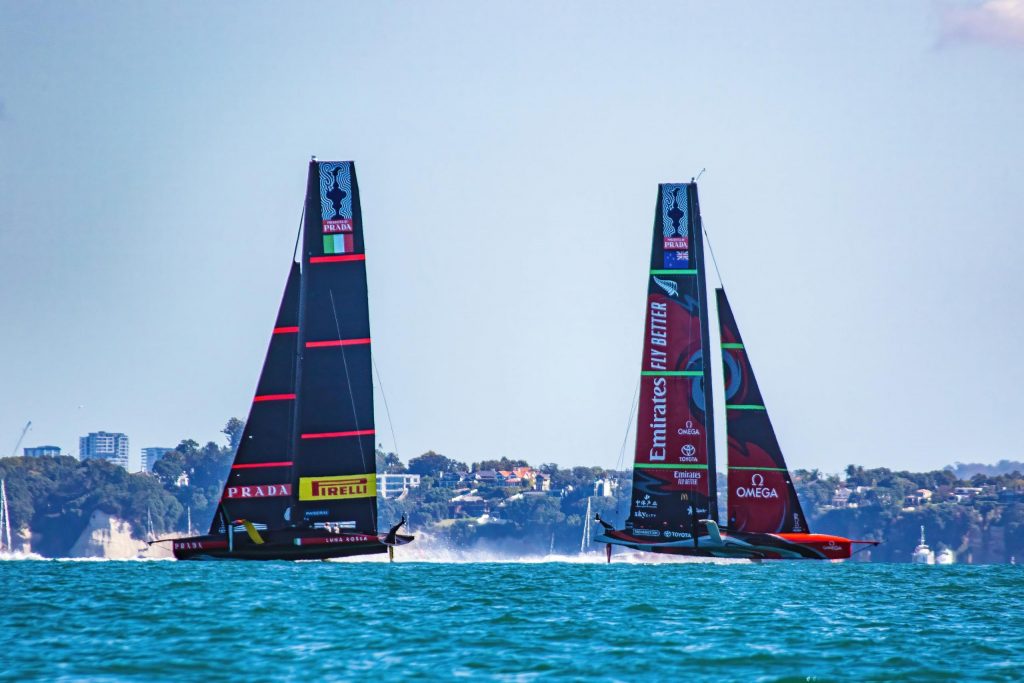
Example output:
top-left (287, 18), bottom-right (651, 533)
top-left (640, 370), bottom-right (702, 377)
top-left (721, 343), bottom-right (745, 349)
top-left (728, 466), bottom-right (789, 472)
top-left (634, 463), bottom-right (708, 470)
top-left (726, 404), bottom-right (767, 410)
top-left (650, 269), bottom-right (697, 275)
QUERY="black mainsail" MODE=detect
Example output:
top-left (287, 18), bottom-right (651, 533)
top-left (717, 288), bottom-right (809, 534)
top-left (293, 161), bottom-right (378, 533)
top-left (625, 182), bottom-right (718, 542)
top-left (172, 160), bottom-right (411, 560)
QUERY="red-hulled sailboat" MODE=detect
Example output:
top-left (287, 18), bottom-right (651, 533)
top-left (594, 182), bottom-right (877, 561)
top-left (170, 160), bottom-right (412, 560)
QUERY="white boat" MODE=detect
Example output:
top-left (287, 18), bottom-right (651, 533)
top-left (936, 547), bottom-right (955, 565)
top-left (912, 525), bottom-right (935, 564)
top-left (0, 480), bottom-right (12, 555)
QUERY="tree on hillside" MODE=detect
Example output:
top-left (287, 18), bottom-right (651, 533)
top-left (407, 451), bottom-right (465, 476)
top-left (473, 457), bottom-right (528, 472)
top-left (222, 418), bottom-right (245, 453)
top-left (375, 447), bottom-right (406, 473)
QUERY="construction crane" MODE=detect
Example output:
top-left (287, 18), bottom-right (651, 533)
top-left (11, 421), bottom-right (31, 457)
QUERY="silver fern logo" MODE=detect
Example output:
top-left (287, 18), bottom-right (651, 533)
top-left (652, 275), bottom-right (678, 298)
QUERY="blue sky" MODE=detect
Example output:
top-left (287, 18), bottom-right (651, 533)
top-left (1, 1), bottom-right (1022, 473)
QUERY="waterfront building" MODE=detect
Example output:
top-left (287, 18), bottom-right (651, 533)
top-left (594, 477), bottom-right (617, 497)
top-left (448, 491), bottom-right (488, 518)
top-left (79, 431), bottom-right (130, 470)
top-left (23, 445), bottom-right (62, 458)
top-left (141, 447), bottom-right (175, 473)
top-left (376, 473), bottom-right (421, 499)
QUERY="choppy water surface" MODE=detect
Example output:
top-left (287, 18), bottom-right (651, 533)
top-left (3, 558), bottom-right (1022, 681)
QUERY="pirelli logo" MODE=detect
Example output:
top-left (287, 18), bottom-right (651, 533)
top-left (298, 474), bottom-right (376, 501)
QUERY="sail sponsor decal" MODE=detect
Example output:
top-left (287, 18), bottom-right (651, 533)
top-left (295, 534), bottom-right (375, 546)
top-left (323, 220), bottom-right (353, 234)
top-left (298, 474), bottom-right (376, 501)
top-left (635, 294), bottom-right (706, 470)
top-left (319, 162), bottom-right (353, 235)
top-left (652, 275), bottom-right (678, 298)
top-left (222, 483), bottom-right (292, 500)
top-left (173, 539), bottom-right (228, 552)
top-left (734, 472), bottom-right (779, 499)
top-left (661, 185), bottom-right (691, 269)
top-left (661, 185), bottom-right (688, 239)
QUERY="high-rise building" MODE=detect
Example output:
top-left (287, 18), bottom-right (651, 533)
top-left (23, 445), bottom-right (62, 458)
top-left (79, 432), bottom-right (130, 470)
top-left (141, 447), bottom-right (175, 473)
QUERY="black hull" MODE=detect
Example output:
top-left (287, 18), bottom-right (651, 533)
top-left (596, 528), bottom-right (858, 560)
top-left (172, 529), bottom-right (414, 561)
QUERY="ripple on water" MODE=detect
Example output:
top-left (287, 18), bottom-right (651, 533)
top-left (2, 562), bottom-right (1024, 680)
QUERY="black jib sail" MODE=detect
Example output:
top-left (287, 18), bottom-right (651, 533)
top-left (717, 288), bottom-right (809, 534)
top-left (292, 161), bottom-right (378, 533)
top-left (211, 263), bottom-right (301, 533)
top-left (626, 182), bottom-right (718, 541)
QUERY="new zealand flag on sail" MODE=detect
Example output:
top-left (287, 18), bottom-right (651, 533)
top-left (664, 250), bottom-right (690, 269)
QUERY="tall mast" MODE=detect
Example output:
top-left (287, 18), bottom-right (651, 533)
top-left (689, 184), bottom-right (718, 521)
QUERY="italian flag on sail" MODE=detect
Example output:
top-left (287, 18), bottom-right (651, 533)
top-left (323, 234), bottom-right (354, 255)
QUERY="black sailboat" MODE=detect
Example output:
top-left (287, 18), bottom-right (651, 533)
top-left (595, 181), bottom-right (877, 560)
top-left (173, 160), bottom-right (412, 560)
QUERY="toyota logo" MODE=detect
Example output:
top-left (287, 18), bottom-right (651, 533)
top-left (682, 444), bottom-right (696, 457)
top-left (751, 473), bottom-right (765, 487)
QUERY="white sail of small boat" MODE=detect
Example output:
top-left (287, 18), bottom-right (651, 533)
top-left (580, 497), bottom-right (592, 553)
top-left (936, 547), bottom-right (955, 565)
top-left (0, 480), bottom-right (12, 554)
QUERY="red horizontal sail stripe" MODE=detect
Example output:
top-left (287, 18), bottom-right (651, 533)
top-left (231, 461), bottom-right (293, 470)
top-left (309, 254), bottom-right (365, 264)
top-left (253, 393), bottom-right (296, 402)
top-left (273, 326), bottom-right (299, 334)
top-left (305, 338), bottom-right (371, 348)
top-left (300, 429), bottom-right (375, 439)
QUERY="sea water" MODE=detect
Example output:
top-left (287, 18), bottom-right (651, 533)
top-left (2, 557), bottom-right (1021, 681)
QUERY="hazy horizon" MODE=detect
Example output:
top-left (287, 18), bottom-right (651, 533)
top-left (2, 2), bottom-right (1022, 474)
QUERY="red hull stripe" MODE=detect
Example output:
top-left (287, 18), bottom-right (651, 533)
top-left (231, 461), bottom-right (293, 470)
top-left (253, 393), bottom-right (296, 402)
top-left (309, 254), bottom-right (365, 264)
top-left (306, 338), bottom-right (371, 348)
top-left (273, 326), bottom-right (299, 334)
top-left (301, 429), bottom-right (375, 439)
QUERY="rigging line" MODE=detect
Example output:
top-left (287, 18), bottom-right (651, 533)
top-left (613, 378), bottom-right (641, 518)
top-left (328, 289), bottom-right (368, 475)
top-left (694, 167), bottom-right (706, 183)
top-left (702, 219), bottom-right (725, 289)
top-left (371, 353), bottom-right (400, 458)
top-left (292, 204), bottom-right (305, 263)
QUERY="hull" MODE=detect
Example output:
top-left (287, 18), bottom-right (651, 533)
top-left (172, 528), bottom-right (414, 561)
top-left (596, 528), bottom-right (858, 560)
